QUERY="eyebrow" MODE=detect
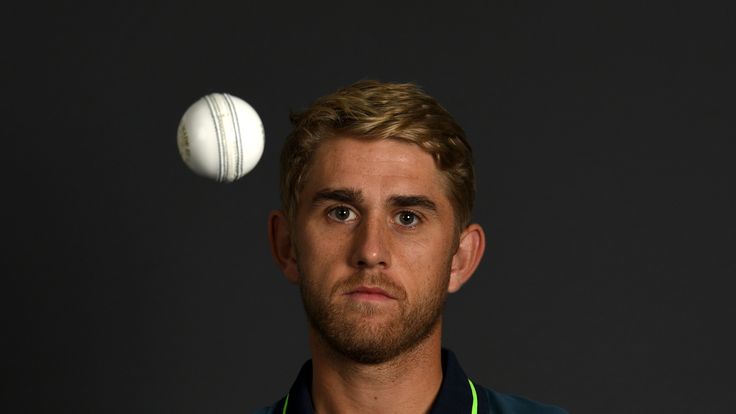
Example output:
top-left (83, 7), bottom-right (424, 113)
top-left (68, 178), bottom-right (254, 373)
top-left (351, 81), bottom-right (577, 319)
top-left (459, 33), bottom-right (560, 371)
top-left (312, 188), bottom-right (364, 205)
top-left (388, 195), bottom-right (438, 213)
top-left (311, 188), bottom-right (439, 214)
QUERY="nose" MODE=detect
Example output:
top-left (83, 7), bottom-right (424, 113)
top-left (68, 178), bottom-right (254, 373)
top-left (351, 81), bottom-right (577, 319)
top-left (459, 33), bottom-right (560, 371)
top-left (350, 214), bottom-right (391, 269)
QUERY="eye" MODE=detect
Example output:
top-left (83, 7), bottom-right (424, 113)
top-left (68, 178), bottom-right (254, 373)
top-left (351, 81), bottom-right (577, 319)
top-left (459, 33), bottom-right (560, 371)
top-left (327, 206), bottom-right (358, 222)
top-left (395, 211), bottom-right (420, 227)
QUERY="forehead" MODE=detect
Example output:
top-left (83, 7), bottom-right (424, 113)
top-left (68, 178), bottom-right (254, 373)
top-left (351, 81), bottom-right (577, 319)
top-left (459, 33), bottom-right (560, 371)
top-left (301, 137), bottom-right (450, 203)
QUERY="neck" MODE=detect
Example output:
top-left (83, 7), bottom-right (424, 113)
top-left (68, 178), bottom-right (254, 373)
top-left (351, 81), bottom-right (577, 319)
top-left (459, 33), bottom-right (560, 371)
top-left (308, 323), bottom-right (443, 414)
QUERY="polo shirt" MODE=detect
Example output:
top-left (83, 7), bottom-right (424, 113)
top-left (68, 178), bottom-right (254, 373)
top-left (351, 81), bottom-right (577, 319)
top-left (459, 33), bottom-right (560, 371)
top-left (253, 349), bottom-right (568, 414)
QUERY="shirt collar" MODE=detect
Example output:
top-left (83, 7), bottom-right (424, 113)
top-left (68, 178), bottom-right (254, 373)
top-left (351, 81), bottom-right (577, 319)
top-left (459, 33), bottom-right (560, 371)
top-left (283, 348), bottom-right (477, 413)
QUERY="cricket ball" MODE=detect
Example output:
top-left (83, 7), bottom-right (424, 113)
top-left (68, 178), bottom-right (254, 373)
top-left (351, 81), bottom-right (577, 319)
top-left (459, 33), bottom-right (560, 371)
top-left (177, 93), bottom-right (264, 182)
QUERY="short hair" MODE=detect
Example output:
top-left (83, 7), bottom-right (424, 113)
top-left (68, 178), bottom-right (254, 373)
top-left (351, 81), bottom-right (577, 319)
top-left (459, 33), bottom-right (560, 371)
top-left (280, 80), bottom-right (475, 232)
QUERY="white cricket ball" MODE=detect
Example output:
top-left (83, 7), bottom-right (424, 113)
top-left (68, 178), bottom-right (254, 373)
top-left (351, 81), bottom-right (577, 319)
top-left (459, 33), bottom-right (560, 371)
top-left (177, 93), bottom-right (265, 182)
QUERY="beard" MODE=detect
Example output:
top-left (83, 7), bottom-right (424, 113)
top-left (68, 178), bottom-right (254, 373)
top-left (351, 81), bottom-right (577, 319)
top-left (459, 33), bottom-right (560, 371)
top-left (299, 267), bottom-right (450, 365)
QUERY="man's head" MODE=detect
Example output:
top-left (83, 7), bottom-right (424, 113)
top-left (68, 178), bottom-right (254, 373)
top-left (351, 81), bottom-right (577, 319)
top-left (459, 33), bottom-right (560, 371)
top-left (269, 80), bottom-right (485, 364)
top-left (280, 80), bottom-right (475, 235)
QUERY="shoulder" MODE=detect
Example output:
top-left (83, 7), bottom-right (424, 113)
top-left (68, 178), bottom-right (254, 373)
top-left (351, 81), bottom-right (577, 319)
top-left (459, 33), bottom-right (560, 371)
top-left (480, 385), bottom-right (569, 414)
top-left (250, 405), bottom-right (276, 414)
top-left (251, 394), bottom-right (287, 414)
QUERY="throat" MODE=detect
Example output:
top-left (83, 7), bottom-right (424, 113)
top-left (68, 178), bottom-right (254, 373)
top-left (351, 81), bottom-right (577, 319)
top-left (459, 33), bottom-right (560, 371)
top-left (310, 331), bottom-right (443, 414)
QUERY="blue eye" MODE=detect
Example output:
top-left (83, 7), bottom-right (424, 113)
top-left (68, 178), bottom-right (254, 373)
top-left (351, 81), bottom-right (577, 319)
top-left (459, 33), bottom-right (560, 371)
top-left (395, 211), bottom-right (419, 227)
top-left (328, 206), bottom-right (357, 222)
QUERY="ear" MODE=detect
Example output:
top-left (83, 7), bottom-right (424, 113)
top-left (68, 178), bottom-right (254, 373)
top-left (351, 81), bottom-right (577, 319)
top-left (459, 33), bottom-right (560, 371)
top-left (268, 210), bottom-right (300, 284)
top-left (447, 223), bottom-right (486, 293)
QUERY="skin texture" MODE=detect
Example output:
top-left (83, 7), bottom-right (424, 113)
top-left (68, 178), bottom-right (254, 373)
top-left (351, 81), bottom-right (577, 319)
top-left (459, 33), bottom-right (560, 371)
top-left (269, 137), bottom-right (485, 414)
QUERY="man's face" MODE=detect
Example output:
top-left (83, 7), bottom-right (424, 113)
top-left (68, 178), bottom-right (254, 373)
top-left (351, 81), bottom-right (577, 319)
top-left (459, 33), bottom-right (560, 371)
top-left (291, 137), bottom-right (459, 364)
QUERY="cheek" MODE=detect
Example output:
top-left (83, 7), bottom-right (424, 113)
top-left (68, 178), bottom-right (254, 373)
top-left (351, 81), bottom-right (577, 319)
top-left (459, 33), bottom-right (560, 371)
top-left (396, 237), bottom-right (453, 289)
top-left (296, 220), bottom-right (349, 277)
top-left (303, 219), bottom-right (347, 252)
top-left (395, 231), bottom-right (453, 263)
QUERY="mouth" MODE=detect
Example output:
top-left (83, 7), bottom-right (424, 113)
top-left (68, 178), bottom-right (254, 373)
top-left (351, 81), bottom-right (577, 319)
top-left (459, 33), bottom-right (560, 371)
top-left (345, 286), bottom-right (396, 301)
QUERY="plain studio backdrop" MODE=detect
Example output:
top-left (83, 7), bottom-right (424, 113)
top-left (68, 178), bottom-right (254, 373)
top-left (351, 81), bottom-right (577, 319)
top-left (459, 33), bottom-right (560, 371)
top-left (4, 1), bottom-right (734, 413)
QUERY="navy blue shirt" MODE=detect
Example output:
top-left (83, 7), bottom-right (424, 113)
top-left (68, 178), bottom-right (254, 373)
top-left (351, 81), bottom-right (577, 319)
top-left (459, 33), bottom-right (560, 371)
top-left (254, 349), bottom-right (567, 414)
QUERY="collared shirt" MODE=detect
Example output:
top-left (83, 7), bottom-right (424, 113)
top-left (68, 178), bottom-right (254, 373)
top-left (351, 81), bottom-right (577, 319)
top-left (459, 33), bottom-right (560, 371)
top-left (254, 349), bottom-right (568, 414)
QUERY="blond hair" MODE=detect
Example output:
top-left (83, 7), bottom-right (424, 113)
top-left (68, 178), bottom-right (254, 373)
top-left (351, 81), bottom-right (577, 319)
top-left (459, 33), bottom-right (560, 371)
top-left (280, 80), bottom-right (475, 231)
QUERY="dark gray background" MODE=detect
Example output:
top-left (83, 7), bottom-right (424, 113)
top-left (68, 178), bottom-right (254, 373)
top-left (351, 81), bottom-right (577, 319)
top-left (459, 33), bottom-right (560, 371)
top-left (5, 1), bottom-right (735, 413)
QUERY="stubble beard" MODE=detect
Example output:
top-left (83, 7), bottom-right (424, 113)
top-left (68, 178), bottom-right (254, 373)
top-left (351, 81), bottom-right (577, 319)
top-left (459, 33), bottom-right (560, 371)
top-left (299, 267), bottom-right (450, 365)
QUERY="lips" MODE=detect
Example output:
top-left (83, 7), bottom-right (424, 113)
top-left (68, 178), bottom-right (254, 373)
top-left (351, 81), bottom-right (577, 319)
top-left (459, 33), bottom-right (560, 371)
top-left (346, 286), bottom-right (396, 300)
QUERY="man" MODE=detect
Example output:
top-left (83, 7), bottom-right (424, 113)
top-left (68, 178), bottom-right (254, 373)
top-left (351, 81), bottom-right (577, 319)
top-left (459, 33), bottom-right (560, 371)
top-left (259, 80), bottom-right (567, 413)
